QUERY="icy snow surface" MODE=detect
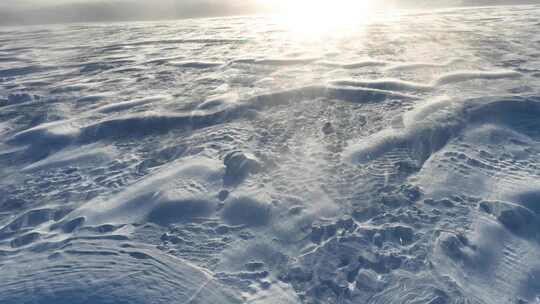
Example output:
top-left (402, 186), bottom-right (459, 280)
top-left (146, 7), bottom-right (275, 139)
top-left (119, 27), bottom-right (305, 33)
top-left (1, 4), bottom-right (540, 304)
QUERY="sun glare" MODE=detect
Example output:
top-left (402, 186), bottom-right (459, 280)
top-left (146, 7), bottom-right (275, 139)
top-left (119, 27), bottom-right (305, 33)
top-left (259, 0), bottom-right (376, 35)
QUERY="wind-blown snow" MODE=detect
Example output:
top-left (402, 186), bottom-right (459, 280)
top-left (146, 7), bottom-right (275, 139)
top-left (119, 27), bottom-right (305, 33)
top-left (1, 4), bottom-right (540, 304)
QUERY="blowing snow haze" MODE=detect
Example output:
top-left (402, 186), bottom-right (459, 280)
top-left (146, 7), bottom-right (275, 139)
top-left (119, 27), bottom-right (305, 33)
top-left (0, 0), bottom-right (536, 25)
top-left (0, 0), bottom-right (261, 25)
top-left (2, 0), bottom-right (540, 300)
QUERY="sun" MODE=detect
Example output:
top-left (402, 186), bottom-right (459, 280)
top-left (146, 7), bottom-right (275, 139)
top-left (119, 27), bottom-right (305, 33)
top-left (258, 0), bottom-right (375, 35)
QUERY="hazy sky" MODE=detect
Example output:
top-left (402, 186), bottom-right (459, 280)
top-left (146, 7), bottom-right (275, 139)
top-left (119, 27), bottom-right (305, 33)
top-left (0, 0), bottom-right (262, 25)
top-left (0, 0), bottom-right (535, 25)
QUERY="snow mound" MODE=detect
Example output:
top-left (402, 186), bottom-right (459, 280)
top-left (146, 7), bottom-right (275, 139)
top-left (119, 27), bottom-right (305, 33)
top-left (222, 195), bottom-right (272, 227)
top-left (434, 70), bottom-right (522, 85)
top-left (67, 157), bottom-right (224, 226)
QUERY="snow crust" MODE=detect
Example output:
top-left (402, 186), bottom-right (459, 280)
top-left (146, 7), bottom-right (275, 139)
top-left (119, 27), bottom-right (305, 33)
top-left (1, 4), bottom-right (540, 304)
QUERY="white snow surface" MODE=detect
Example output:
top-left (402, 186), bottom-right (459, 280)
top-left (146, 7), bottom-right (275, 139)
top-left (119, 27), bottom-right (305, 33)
top-left (1, 4), bottom-right (540, 304)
